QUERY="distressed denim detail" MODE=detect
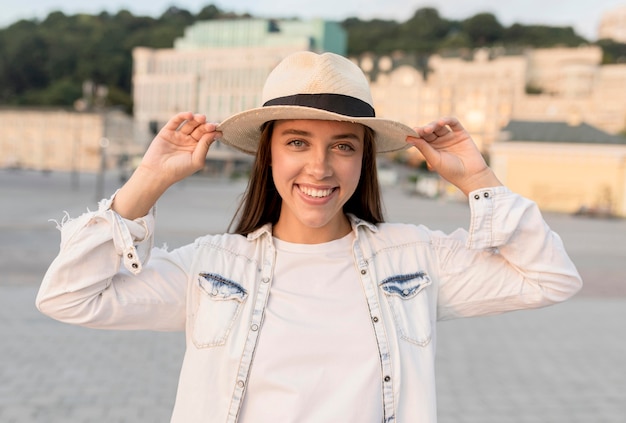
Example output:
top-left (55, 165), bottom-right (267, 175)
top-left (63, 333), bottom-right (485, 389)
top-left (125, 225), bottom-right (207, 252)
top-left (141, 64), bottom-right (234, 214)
top-left (192, 273), bottom-right (248, 348)
top-left (380, 272), bottom-right (433, 346)
top-left (380, 272), bottom-right (430, 299)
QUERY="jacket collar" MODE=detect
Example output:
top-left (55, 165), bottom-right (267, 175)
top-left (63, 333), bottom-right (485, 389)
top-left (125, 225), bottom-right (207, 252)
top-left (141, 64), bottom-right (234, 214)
top-left (245, 214), bottom-right (378, 242)
top-left (347, 213), bottom-right (378, 233)
top-left (246, 223), bottom-right (273, 241)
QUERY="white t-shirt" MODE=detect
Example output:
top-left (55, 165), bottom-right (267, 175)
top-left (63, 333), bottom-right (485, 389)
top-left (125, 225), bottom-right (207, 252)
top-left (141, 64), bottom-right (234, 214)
top-left (238, 233), bottom-right (383, 423)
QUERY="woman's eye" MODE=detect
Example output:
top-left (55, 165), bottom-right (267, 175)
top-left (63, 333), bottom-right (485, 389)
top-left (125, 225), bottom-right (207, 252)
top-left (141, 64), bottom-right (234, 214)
top-left (288, 139), bottom-right (306, 147)
top-left (336, 143), bottom-right (355, 152)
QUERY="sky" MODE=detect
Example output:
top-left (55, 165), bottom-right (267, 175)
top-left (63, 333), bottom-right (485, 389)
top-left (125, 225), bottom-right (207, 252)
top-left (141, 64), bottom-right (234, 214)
top-left (2, 0), bottom-right (626, 40)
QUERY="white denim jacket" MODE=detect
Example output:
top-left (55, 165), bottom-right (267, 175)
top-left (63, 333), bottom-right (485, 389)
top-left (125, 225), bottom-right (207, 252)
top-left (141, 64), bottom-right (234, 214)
top-left (36, 186), bottom-right (582, 423)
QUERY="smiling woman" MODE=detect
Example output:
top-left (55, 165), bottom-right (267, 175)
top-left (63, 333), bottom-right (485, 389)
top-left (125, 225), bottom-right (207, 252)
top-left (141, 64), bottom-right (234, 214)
top-left (228, 119), bottom-right (377, 241)
top-left (36, 51), bottom-right (582, 423)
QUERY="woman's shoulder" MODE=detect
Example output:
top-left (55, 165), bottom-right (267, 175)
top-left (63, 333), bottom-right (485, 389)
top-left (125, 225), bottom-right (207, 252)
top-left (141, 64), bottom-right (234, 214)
top-left (376, 221), bottom-right (432, 239)
top-left (365, 220), bottom-right (466, 245)
top-left (194, 232), bottom-right (250, 248)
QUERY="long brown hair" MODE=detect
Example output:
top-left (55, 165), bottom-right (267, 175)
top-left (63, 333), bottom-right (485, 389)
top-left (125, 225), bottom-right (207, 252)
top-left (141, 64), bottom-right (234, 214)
top-left (229, 121), bottom-right (384, 235)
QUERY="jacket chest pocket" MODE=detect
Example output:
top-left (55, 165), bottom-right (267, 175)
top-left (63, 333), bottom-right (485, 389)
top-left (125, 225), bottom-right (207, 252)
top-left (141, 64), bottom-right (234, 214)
top-left (380, 272), bottom-right (433, 347)
top-left (192, 273), bottom-right (248, 348)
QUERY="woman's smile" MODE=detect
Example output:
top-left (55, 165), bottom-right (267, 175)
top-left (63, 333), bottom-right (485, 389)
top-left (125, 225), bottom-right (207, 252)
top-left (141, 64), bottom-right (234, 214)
top-left (296, 184), bottom-right (337, 200)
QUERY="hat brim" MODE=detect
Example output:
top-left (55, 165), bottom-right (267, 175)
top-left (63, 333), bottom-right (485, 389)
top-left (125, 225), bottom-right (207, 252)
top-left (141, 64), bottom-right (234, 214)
top-left (216, 105), bottom-right (418, 155)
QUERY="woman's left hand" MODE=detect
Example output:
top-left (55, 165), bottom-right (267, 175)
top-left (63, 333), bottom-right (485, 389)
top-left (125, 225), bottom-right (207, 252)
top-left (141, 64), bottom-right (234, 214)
top-left (406, 116), bottom-right (502, 195)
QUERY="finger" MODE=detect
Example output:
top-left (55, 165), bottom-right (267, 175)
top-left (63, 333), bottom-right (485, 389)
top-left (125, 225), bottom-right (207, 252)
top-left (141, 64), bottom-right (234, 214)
top-left (406, 135), bottom-right (438, 165)
top-left (416, 120), bottom-right (445, 140)
top-left (191, 130), bottom-right (221, 166)
top-left (416, 126), bottom-right (437, 142)
top-left (418, 117), bottom-right (459, 140)
top-left (175, 113), bottom-right (208, 135)
top-left (165, 112), bottom-right (195, 132)
top-left (433, 128), bottom-right (450, 138)
top-left (190, 122), bottom-right (218, 141)
top-left (192, 113), bottom-right (208, 124)
top-left (445, 117), bottom-right (465, 133)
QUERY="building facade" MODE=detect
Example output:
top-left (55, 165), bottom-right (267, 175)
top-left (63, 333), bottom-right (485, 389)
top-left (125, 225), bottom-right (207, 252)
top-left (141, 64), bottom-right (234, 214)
top-left (490, 120), bottom-right (626, 217)
top-left (598, 5), bottom-right (626, 42)
top-left (0, 108), bottom-right (141, 173)
top-left (132, 18), bottom-right (347, 136)
top-left (362, 45), bottom-right (626, 160)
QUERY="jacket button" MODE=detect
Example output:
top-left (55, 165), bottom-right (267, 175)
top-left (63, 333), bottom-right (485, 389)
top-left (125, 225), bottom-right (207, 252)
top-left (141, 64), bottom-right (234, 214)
top-left (484, 191), bottom-right (490, 198)
top-left (261, 277), bottom-right (270, 283)
top-left (474, 194), bottom-right (480, 200)
top-left (237, 380), bottom-right (245, 388)
top-left (361, 269), bottom-right (367, 275)
top-left (372, 316), bottom-right (379, 323)
top-left (384, 375), bottom-right (391, 382)
top-left (251, 324), bottom-right (259, 331)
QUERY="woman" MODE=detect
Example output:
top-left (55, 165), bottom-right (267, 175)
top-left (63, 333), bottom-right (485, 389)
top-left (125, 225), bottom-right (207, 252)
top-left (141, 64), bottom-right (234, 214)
top-left (36, 51), bottom-right (582, 422)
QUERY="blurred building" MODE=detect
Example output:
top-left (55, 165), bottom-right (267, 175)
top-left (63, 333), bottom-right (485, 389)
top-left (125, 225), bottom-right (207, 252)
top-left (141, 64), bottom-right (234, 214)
top-left (514, 47), bottom-right (626, 135)
top-left (598, 5), bottom-right (626, 42)
top-left (490, 120), bottom-right (626, 217)
top-left (0, 108), bottom-right (141, 173)
top-left (361, 45), bottom-right (626, 158)
top-left (132, 18), bottom-right (346, 135)
top-left (366, 48), bottom-right (526, 153)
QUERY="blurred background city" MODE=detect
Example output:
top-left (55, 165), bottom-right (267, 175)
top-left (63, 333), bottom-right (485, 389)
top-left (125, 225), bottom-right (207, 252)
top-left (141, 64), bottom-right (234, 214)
top-left (2, 1), bottom-right (626, 216)
top-left (1, 1), bottom-right (625, 422)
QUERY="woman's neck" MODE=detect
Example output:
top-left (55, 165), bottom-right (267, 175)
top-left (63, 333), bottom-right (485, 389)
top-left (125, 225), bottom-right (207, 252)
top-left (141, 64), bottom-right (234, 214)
top-left (272, 214), bottom-right (352, 244)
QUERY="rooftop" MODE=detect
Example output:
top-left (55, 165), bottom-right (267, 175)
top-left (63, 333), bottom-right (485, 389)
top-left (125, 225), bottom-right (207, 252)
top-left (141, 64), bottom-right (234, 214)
top-left (501, 120), bottom-right (626, 144)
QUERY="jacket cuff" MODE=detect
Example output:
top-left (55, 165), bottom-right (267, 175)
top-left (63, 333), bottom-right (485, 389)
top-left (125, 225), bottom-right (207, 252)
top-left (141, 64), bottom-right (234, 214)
top-left (466, 185), bottom-right (511, 250)
top-left (98, 192), bottom-right (155, 274)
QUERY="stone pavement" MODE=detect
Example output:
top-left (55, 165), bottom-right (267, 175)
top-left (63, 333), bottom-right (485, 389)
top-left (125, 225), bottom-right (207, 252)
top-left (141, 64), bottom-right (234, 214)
top-left (1, 169), bottom-right (625, 422)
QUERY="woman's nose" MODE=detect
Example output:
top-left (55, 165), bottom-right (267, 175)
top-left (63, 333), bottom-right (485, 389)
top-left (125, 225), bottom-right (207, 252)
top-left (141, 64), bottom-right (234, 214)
top-left (306, 149), bottom-right (332, 180)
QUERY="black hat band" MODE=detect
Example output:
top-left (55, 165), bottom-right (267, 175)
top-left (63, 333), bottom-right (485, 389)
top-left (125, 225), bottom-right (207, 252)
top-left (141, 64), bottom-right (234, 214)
top-left (263, 93), bottom-right (375, 118)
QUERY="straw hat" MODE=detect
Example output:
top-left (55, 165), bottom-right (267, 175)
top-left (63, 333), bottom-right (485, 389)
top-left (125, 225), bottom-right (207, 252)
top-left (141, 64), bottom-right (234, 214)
top-left (216, 51), bottom-right (418, 154)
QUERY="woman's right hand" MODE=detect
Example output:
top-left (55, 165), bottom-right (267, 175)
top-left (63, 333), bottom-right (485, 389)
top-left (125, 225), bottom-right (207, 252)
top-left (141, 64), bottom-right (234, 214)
top-left (138, 112), bottom-right (221, 186)
top-left (112, 112), bottom-right (221, 219)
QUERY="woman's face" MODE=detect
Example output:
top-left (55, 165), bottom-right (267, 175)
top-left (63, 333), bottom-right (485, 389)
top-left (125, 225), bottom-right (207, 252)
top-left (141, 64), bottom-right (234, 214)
top-left (270, 119), bottom-right (364, 243)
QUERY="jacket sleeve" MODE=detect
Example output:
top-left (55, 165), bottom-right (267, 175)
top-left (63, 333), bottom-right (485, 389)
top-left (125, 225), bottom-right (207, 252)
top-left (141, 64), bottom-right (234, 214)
top-left (435, 186), bottom-right (583, 320)
top-left (35, 195), bottom-right (191, 331)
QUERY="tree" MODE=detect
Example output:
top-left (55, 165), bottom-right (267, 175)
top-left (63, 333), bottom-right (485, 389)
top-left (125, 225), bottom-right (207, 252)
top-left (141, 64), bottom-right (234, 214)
top-left (0, 20), bottom-right (50, 102)
top-left (596, 39), bottom-right (626, 64)
top-left (503, 24), bottom-right (586, 47)
top-left (399, 8), bottom-right (452, 53)
top-left (461, 13), bottom-right (504, 47)
top-left (342, 17), bottom-right (399, 55)
top-left (197, 5), bottom-right (221, 21)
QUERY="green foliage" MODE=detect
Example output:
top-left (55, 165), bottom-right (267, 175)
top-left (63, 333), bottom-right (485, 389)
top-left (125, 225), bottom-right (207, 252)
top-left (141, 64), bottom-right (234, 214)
top-left (343, 18), bottom-right (399, 55)
top-left (502, 24), bottom-right (587, 47)
top-left (399, 8), bottom-right (450, 52)
top-left (461, 13), bottom-right (504, 46)
top-left (0, 5), bottom-right (601, 111)
top-left (29, 78), bottom-right (83, 105)
top-left (344, 8), bottom-right (589, 56)
top-left (596, 38), bottom-right (626, 64)
top-left (525, 84), bottom-right (543, 95)
top-left (0, 4), bottom-right (235, 109)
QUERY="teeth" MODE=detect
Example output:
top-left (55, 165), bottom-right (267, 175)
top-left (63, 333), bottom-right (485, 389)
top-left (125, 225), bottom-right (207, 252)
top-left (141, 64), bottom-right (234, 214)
top-left (299, 186), bottom-right (334, 198)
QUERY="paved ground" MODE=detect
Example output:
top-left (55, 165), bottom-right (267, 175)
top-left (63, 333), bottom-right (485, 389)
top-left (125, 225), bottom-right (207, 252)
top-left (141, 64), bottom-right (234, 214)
top-left (1, 169), bottom-right (625, 422)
